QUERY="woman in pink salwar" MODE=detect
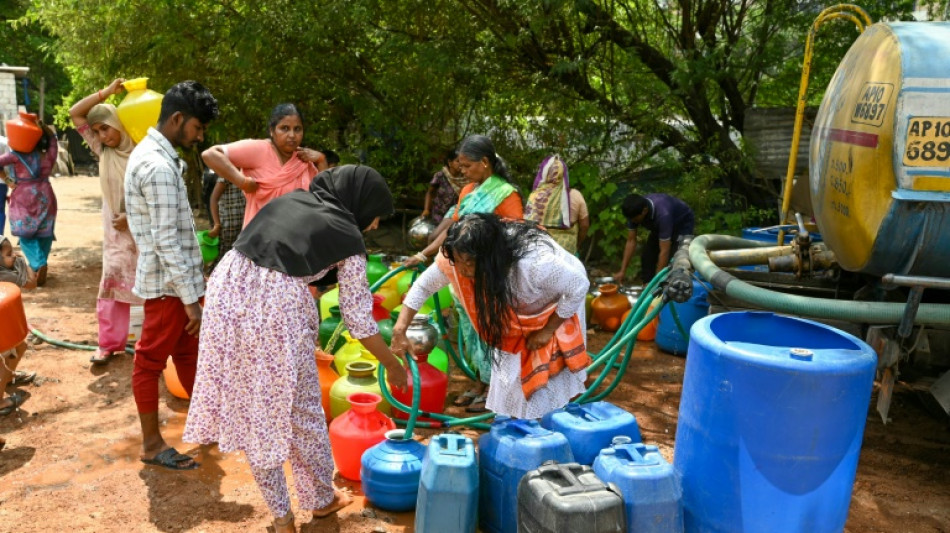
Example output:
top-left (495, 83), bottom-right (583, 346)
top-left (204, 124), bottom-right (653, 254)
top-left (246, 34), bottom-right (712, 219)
top-left (69, 78), bottom-right (143, 365)
top-left (201, 103), bottom-right (327, 227)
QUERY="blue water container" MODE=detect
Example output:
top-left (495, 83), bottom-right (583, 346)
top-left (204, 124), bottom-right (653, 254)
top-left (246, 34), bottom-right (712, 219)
top-left (738, 227), bottom-right (824, 272)
top-left (540, 402), bottom-right (642, 465)
top-left (361, 429), bottom-right (426, 512)
top-left (656, 279), bottom-right (709, 355)
top-left (674, 312), bottom-right (876, 533)
top-left (415, 433), bottom-right (478, 533)
top-left (740, 226), bottom-right (823, 245)
top-left (594, 436), bottom-right (684, 533)
top-left (478, 417), bottom-right (574, 533)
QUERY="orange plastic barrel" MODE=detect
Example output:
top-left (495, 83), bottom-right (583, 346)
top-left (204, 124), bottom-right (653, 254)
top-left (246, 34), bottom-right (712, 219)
top-left (0, 282), bottom-right (29, 353)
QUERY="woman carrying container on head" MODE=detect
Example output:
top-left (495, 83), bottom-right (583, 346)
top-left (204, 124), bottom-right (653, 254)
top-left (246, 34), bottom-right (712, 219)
top-left (184, 165), bottom-right (408, 533)
top-left (69, 78), bottom-right (145, 365)
top-left (393, 213), bottom-right (590, 419)
top-left (201, 103), bottom-right (326, 228)
top-left (524, 155), bottom-right (589, 255)
top-left (0, 122), bottom-right (58, 287)
top-left (404, 134), bottom-right (524, 412)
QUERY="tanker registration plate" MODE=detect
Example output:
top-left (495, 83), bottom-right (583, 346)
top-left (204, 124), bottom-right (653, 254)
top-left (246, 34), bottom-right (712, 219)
top-left (903, 116), bottom-right (950, 166)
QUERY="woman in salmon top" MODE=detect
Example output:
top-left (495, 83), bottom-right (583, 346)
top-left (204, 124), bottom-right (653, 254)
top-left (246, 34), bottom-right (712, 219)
top-left (202, 103), bottom-right (327, 227)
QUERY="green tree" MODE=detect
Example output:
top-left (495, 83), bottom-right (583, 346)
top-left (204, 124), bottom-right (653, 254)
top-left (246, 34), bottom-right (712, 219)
top-left (445, 0), bottom-right (923, 207)
top-left (1, 0), bottom-right (70, 121)
top-left (29, 0), bottom-right (487, 199)
top-left (26, 0), bottom-right (933, 211)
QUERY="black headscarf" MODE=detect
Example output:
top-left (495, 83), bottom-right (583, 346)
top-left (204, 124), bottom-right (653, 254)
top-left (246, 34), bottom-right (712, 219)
top-left (232, 164), bottom-right (394, 277)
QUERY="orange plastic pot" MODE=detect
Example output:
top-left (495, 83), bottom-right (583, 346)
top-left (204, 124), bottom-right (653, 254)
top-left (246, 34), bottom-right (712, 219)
top-left (636, 299), bottom-right (660, 341)
top-left (329, 392), bottom-right (395, 480)
top-left (0, 282), bottom-right (29, 353)
top-left (591, 284), bottom-right (631, 332)
top-left (5, 112), bottom-right (43, 153)
top-left (163, 359), bottom-right (190, 399)
top-left (316, 348), bottom-right (339, 421)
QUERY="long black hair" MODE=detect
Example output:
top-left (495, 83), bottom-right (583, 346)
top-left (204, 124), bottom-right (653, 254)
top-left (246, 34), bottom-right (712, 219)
top-left (458, 134), bottom-right (511, 181)
top-left (442, 213), bottom-right (551, 358)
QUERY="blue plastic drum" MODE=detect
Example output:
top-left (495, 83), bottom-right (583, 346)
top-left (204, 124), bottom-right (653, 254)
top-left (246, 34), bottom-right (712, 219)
top-left (655, 279), bottom-right (709, 355)
top-left (673, 312), bottom-right (876, 533)
top-left (361, 429), bottom-right (426, 512)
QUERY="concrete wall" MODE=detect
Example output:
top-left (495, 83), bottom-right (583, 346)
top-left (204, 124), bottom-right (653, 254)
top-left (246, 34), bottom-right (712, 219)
top-left (0, 72), bottom-right (20, 136)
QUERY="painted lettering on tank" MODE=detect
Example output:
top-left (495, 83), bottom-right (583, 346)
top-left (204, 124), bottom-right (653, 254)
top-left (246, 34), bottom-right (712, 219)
top-left (904, 116), bottom-right (950, 167)
top-left (824, 147), bottom-right (854, 219)
top-left (850, 82), bottom-right (893, 127)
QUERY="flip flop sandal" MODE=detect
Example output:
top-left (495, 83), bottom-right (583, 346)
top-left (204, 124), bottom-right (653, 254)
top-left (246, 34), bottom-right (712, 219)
top-left (12, 371), bottom-right (36, 386)
top-left (465, 393), bottom-right (490, 413)
top-left (0, 391), bottom-right (26, 416)
top-left (140, 448), bottom-right (200, 471)
top-left (452, 390), bottom-right (480, 407)
top-left (90, 350), bottom-right (113, 366)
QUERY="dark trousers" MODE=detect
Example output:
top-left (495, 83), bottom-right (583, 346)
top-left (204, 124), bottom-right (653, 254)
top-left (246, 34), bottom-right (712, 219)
top-left (640, 231), bottom-right (683, 284)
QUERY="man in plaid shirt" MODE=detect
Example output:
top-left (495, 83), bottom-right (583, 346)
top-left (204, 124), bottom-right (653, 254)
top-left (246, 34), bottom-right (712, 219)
top-left (125, 81), bottom-right (218, 471)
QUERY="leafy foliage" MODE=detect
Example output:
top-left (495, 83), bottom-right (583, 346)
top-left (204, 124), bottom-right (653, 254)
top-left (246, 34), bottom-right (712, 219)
top-left (21, 0), bottom-right (947, 253)
top-left (0, 0), bottom-right (70, 120)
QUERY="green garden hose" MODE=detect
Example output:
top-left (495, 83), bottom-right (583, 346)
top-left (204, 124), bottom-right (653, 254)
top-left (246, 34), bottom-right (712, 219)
top-left (690, 235), bottom-right (950, 326)
top-left (29, 328), bottom-right (135, 355)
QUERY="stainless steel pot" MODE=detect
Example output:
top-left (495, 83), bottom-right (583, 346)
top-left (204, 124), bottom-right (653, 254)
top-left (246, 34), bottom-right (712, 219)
top-left (405, 313), bottom-right (438, 355)
top-left (408, 217), bottom-right (437, 251)
top-left (620, 285), bottom-right (643, 308)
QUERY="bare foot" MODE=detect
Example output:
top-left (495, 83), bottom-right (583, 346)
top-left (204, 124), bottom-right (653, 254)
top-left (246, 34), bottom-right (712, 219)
top-left (312, 490), bottom-right (352, 518)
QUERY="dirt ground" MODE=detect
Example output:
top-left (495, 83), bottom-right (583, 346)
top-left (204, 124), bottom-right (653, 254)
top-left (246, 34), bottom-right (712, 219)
top-left (1, 175), bottom-right (949, 533)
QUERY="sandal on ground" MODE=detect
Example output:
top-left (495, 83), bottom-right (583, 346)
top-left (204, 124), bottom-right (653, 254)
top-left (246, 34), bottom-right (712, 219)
top-left (36, 266), bottom-right (48, 287)
top-left (272, 511), bottom-right (295, 533)
top-left (140, 448), bottom-right (199, 471)
top-left (12, 370), bottom-right (36, 386)
top-left (452, 389), bottom-right (480, 407)
top-left (465, 393), bottom-right (489, 413)
top-left (90, 349), bottom-right (113, 365)
top-left (313, 490), bottom-right (351, 518)
top-left (0, 391), bottom-right (26, 416)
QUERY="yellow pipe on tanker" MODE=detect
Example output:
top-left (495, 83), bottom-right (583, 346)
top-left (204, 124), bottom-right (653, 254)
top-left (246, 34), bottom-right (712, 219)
top-left (779, 5), bottom-right (870, 244)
